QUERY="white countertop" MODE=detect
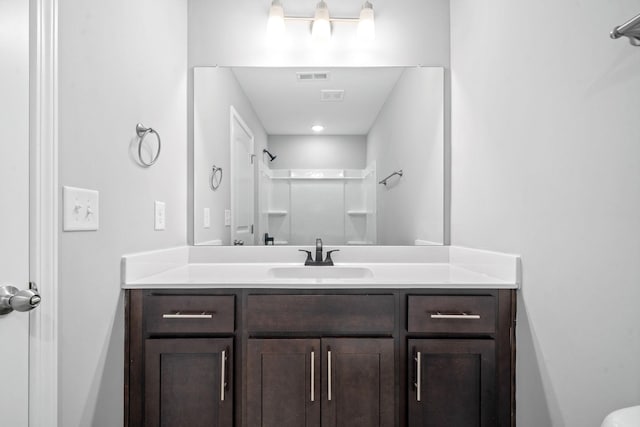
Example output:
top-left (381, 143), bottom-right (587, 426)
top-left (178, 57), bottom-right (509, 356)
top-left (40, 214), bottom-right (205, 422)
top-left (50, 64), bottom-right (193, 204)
top-left (121, 246), bottom-right (520, 289)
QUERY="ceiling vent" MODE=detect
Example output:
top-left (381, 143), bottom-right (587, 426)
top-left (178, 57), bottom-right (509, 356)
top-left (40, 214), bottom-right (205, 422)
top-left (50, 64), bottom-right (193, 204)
top-left (296, 71), bottom-right (330, 82)
top-left (320, 89), bottom-right (345, 102)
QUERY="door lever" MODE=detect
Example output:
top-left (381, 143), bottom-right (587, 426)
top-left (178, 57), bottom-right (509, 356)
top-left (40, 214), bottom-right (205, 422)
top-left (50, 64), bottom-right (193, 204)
top-left (0, 283), bottom-right (42, 315)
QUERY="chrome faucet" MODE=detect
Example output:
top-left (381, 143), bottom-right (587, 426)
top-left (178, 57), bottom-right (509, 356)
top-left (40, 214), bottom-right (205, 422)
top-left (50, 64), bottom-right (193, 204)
top-left (299, 238), bottom-right (339, 266)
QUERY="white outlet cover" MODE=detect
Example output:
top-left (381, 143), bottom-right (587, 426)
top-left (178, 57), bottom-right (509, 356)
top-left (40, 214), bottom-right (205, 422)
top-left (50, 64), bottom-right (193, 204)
top-left (224, 209), bottom-right (231, 227)
top-left (154, 201), bottom-right (166, 230)
top-left (63, 186), bottom-right (99, 231)
top-left (204, 208), bottom-right (211, 228)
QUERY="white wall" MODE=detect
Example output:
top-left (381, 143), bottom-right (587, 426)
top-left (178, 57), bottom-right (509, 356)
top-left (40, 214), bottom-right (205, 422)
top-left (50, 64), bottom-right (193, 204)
top-left (58, 0), bottom-right (187, 425)
top-left (268, 135), bottom-right (367, 170)
top-left (368, 67), bottom-right (444, 245)
top-left (450, 1), bottom-right (640, 425)
top-left (193, 67), bottom-right (268, 245)
top-left (188, 0), bottom-right (450, 67)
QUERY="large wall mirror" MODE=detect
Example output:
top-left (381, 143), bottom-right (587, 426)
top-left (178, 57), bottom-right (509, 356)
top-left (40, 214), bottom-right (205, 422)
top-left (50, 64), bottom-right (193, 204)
top-left (193, 66), bottom-right (444, 246)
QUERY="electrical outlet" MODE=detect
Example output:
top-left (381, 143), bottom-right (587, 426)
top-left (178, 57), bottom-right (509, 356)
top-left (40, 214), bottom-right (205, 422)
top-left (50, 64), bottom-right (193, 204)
top-left (204, 208), bottom-right (211, 228)
top-left (63, 186), bottom-right (99, 231)
top-left (224, 209), bottom-right (231, 226)
top-left (154, 201), bottom-right (166, 230)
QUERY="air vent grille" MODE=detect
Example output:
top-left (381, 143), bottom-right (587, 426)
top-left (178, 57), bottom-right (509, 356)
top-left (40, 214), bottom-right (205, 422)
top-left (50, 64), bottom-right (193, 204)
top-left (320, 89), bottom-right (345, 102)
top-left (296, 71), bottom-right (330, 82)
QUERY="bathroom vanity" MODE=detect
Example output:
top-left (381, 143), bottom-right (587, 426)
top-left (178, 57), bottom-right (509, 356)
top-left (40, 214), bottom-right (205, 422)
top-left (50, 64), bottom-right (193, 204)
top-left (122, 246), bottom-right (519, 427)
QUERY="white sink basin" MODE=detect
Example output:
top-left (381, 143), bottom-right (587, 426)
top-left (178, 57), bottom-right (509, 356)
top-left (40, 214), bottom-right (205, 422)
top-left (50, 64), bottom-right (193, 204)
top-left (268, 266), bottom-right (374, 280)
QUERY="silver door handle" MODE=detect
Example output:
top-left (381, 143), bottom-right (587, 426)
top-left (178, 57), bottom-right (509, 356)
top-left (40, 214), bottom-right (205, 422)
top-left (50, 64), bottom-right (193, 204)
top-left (310, 351), bottom-right (315, 402)
top-left (327, 350), bottom-right (332, 401)
top-left (414, 351), bottom-right (421, 402)
top-left (220, 349), bottom-right (227, 401)
top-left (0, 283), bottom-right (41, 315)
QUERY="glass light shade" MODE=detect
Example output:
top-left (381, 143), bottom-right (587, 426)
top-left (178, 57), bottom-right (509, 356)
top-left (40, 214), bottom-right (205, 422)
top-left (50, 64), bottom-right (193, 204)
top-left (312, 1), bottom-right (331, 42)
top-left (267, 1), bottom-right (285, 40)
top-left (357, 2), bottom-right (375, 42)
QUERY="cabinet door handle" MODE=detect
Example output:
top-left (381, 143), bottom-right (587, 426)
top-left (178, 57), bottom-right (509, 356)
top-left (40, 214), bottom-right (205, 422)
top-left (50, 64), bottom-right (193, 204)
top-left (162, 312), bottom-right (213, 319)
top-left (310, 351), bottom-right (315, 402)
top-left (327, 350), bottom-right (332, 401)
top-left (414, 351), bottom-right (421, 402)
top-left (220, 349), bottom-right (227, 401)
top-left (430, 312), bottom-right (480, 320)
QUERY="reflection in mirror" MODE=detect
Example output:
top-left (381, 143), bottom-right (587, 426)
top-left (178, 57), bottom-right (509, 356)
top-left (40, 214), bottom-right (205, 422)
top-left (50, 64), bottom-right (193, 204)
top-left (193, 66), bottom-right (443, 246)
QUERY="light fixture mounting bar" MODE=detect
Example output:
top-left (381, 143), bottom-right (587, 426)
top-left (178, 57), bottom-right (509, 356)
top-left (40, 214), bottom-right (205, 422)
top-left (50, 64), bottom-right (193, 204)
top-left (283, 16), bottom-right (360, 23)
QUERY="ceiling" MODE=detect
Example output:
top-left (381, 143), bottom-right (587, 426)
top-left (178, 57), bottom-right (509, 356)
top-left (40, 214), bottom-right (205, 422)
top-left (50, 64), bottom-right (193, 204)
top-left (231, 67), bottom-right (405, 135)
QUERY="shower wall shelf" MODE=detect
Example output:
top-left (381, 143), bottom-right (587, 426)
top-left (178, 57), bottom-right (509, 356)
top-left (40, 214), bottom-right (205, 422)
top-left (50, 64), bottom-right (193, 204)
top-left (266, 210), bottom-right (288, 216)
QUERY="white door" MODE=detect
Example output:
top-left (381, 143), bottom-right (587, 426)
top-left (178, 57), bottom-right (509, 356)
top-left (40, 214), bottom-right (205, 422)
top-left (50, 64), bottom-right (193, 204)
top-left (230, 107), bottom-right (255, 245)
top-left (0, 0), bottom-right (31, 425)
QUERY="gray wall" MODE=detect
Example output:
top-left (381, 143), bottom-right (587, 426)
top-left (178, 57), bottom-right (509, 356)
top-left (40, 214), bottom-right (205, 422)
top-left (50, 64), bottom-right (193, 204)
top-left (58, 0), bottom-right (187, 425)
top-left (268, 135), bottom-right (367, 170)
top-left (193, 67), bottom-right (268, 245)
top-left (367, 68), bottom-right (444, 245)
top-left (450, 1), bottom-right (640, 425)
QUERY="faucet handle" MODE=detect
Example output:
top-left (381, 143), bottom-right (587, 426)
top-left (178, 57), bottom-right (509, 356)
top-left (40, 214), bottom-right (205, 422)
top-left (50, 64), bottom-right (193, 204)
top-left (325, 249), bottom-right (340, 265)
top-left (298, 249), bottom-right (313, 266)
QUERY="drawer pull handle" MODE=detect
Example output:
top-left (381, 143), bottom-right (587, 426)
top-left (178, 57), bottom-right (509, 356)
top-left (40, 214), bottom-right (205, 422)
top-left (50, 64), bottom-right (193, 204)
top-left (310, 351), bottom-right (315, 402)
top-left (414, 351), bottom-right (421, 402)
top-left (162, 312), bottom-right (213, 319)
top-left (430, 312), bottom-right (481, 320)
top-left (327, 350), bottom-right (332, 401)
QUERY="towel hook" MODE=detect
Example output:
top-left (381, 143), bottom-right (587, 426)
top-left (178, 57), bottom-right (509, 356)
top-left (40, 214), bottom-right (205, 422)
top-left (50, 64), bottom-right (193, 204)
top-left (136, 123), bottom-right (161, 167)
top-left (210, 165), bottom-right (223, 190)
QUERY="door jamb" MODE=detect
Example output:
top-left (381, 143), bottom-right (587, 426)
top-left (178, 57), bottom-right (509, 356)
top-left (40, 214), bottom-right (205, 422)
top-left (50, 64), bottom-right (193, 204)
top-left (29, 0), bottom-right (59, 425)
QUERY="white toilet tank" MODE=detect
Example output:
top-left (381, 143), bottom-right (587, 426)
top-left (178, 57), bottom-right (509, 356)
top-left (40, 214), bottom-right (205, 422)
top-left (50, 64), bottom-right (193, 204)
top-left (601, 405), bottom-right (640, 427)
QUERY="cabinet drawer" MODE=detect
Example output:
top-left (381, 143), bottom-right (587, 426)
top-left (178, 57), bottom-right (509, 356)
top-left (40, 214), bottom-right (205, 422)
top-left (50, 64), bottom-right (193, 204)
top-left (247, 294), bottom-right (394, 333)
top-left (407, 295), bottom-right (496, 334)
top-left (144, 295), bottom-right (235, 334)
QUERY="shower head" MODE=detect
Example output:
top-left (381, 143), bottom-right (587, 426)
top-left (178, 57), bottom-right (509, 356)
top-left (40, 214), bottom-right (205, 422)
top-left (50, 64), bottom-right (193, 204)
top-left (263, 149), bottom-right (277, 162)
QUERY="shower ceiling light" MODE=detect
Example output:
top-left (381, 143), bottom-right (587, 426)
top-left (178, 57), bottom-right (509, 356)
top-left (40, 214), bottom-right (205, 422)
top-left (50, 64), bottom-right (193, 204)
top-left (311, 125), bottom-right (325, 132)
top-left (267, 0), bottom-right (375, 43)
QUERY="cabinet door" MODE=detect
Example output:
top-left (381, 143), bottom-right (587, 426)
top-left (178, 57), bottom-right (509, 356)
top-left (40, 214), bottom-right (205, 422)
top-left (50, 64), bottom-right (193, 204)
top-left (322, 338), bottom-right (395, 427)
top-left (247, 339), bottom-right (321, 427)
top-left (144, 338), bottom-right (232, 427)
top-left (408, 339), bottom-right (496, 427)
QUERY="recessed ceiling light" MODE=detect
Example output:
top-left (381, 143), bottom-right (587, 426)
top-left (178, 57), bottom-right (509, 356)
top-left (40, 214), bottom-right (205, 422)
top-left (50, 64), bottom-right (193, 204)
top-left (311, 125), bottom-right (325, 132)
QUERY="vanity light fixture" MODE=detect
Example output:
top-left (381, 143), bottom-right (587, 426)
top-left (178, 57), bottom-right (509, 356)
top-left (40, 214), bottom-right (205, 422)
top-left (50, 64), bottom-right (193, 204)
top-left (311, 124), bottom-right (325, 132)
top-left (267, 0), bottom-right (375, 42)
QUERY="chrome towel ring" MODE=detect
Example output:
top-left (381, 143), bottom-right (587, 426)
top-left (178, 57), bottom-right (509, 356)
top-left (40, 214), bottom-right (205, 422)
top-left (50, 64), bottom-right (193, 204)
top-left (136, 123), bottom-right (161, 167)
top-left (210, 165), bottom-right (223, 190)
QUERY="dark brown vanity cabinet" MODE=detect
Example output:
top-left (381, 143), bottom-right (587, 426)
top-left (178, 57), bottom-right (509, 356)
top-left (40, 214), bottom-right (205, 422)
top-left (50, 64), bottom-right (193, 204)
top-left (246, 338), bottom-right (394, 427)
top-left (125, 289), bottom-right (515, 427)
top-left (125, 291), bottom-right (236, 427)
top-left (406, 293), bottom-right (515, 427)
top-left (245, 294), bottom-right (396, 427)
top-left (145, 338), bottom-right (233, 427)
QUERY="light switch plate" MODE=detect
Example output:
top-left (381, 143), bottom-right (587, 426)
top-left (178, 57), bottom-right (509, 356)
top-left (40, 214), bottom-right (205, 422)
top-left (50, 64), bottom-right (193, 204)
top-left (63, 186), bottom-right (99, 231)
top-left (154, 201), bottom-right (166, 230)
top-left (204, 208), bottom-right (211, 228)
top-left (224, 209), bottom-right (231, 226)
